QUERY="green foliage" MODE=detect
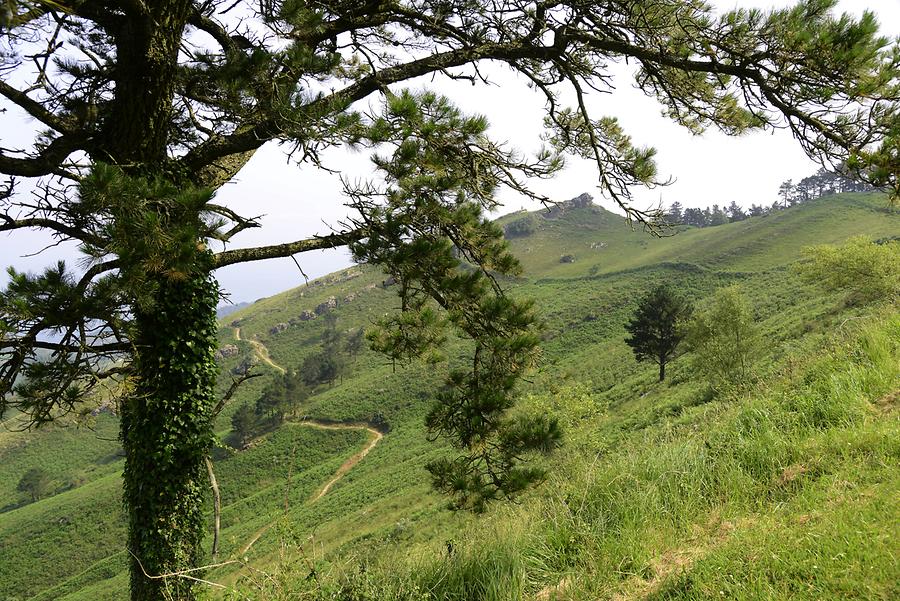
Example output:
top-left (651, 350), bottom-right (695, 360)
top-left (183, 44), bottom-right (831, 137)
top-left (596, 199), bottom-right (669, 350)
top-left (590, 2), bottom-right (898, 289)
top-left (686, 285), bottom-right (761, 391)
top-left (300, 352), bottom-right (344, 387)
top-left (344, 327), bottom-right (365, 358)
top-left (255, 368), bottom-right (310, 421)
top-left (0, 261), bottom-right (126, 423)
top-left (17, 467), bottom-right (52, 502)
top-left (350, 91), bottom-right (561, 511)
top-left (230, 404), bottom-right (257, 447)
top-left (795, 235), bottom-right (900, 303)
top-left (302, 310), bottom-right (899, 601)
top-left (502, 215), bottom-right (536, 239)
top-left (121, 270), bottom-right (220, 601)
top-left (2, 193), bottom-right (899, 600)
top-left (624, 284), bottom-right (693, 381)
top-left (3, 1), bottom-right (898, 597)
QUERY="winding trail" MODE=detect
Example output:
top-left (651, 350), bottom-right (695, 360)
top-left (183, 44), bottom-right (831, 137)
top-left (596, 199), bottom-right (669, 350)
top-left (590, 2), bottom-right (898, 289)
top-left (229, 325), bottom-right (383, 555)
top-left (303, 422), bottom-right (383, 501)
top-left (233, 326), bottom-right (284, 374)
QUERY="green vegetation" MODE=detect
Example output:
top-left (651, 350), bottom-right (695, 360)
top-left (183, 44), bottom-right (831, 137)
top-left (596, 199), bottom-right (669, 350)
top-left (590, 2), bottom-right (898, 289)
top-left (3, 1), bottom-right (898, 599)
top-left (16, 467), bottom-right (53, 502)
top-left (796, 235), bottom-right (900, 303)
top-left (686, 285), bottom-right (761, 391)
top-left (503, 215), bottom-right (537, 239)
top-left (1, 191), bottom-right (897, 600)
top-left (624, 285), bottom-right (693, 382)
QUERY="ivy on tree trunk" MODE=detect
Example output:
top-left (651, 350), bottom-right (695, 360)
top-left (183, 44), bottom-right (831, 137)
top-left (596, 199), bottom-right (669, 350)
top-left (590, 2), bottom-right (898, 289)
top-left (123, 265), bottom-right (219, 600)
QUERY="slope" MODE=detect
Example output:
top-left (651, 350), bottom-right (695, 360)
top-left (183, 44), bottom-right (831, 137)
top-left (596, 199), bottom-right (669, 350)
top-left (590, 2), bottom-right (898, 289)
top-left (0, 192), bottom-right (896, 600)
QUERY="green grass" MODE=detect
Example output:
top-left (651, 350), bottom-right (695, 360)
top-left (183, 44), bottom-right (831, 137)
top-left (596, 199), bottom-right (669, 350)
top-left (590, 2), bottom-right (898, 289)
top-left (0, 192), bottom-right (897, 600)
top-left (294, 309), bottom-right (897, 601)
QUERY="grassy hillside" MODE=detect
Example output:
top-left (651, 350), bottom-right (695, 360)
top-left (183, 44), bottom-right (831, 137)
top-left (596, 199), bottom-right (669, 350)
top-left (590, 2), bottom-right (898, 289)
top-left (0, 192), bottom-right (897, 600)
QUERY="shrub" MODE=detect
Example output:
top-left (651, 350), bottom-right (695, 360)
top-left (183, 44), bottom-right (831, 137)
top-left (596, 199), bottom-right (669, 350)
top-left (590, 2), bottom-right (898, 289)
top-left (503, 215), bottom-right (536, 238)
top-left (686, 285), bottom-right (760, 391)
top-left (795, 236), bottom-right (900, 303)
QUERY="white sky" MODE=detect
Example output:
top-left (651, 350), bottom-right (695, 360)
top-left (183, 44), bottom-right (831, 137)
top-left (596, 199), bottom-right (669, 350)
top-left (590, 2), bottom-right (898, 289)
top-left (2, 1), bottom-right (898, 303)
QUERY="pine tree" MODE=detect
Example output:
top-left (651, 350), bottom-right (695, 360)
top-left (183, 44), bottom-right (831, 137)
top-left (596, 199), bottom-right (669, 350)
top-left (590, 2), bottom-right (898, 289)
top-left (779, 180), bottom-right (796, 208)
top-left (708, 204), bottom-right (729, 226)
top-left (726, 201), bottom-right (747, 222)
top-left (1, 2), bottom-right (896, 598)
top-left (624, 285), bottom-right (693, 382)
top-left (230, 404), bottom-right (257, 447)
top-left (683, 207), bottom-right (706, 227)
top-left (666, 201), bottom-right (684, 224)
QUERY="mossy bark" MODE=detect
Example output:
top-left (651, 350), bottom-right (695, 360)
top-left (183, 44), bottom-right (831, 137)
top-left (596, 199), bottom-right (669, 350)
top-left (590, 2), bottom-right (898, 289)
top-left (121, 271), bottom-right (219, 601)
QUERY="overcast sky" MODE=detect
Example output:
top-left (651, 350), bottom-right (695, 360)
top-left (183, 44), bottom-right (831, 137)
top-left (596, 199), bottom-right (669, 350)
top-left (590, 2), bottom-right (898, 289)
top-left (2, 1), bottom-right (898, 304)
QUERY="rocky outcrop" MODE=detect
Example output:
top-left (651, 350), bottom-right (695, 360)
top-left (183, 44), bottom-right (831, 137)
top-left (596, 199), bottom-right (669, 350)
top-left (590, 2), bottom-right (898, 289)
top-left (542, 192), bottom-right (595, 219)
top-left (269, 322), bottom-right (289, 335)
top-left (315, 296), bottom-right (338, 315)
top-left (216, 344), bottom-right (240, 360)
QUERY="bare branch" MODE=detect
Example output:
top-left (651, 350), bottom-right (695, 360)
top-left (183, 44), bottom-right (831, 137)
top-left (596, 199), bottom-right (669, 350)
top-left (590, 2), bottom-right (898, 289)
top-left (0, 80), bottom-right (74, 133)
top-left (213, 228), bottom-right (366, 268)
top-left (0, 215), bottom-right (104, 247)
top-left (0, 135), bottom-right (86, 178)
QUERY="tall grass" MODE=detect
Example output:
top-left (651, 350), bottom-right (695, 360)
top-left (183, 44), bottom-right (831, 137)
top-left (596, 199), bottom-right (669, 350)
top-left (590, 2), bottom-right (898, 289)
top-left (265, 310), bottom-right (899, 601)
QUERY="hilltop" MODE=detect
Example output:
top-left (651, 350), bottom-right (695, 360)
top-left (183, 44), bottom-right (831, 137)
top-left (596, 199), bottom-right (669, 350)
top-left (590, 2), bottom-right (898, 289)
top-left (0, 192), bottom-right (897, 600)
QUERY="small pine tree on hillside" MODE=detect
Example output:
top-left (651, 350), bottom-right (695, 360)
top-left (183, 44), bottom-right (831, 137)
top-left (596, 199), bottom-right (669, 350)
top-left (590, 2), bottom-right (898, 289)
top-left (666, 202), bottom-right (684, 224)
top-left (625, 285), bottom-right (693, 382)
top-left (727, 201), bottom-right (747, 222)
top-left (345, 328), bottom-right (365, 358)
top-left (230, 404), bottom-right (257, 447)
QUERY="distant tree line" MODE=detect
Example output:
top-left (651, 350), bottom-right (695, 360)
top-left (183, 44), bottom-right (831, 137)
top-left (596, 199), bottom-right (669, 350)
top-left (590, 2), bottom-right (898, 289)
top-left (665, 167), bottom-right (875, 228)
top-left (665, 201), bottom-right (752, 228)
top-left (778, 167), bottom-right (874, 208)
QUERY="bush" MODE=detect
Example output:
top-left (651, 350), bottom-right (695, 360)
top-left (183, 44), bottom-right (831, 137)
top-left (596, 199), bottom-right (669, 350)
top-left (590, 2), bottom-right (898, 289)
top-left (795, 236), bottom-right (900, 303)
top-left (17, 468), bottom-right (53, 502)
top-left (686, 285), bottom-right (760, 391)
top-left (503, 215), bottom-right (536, 238)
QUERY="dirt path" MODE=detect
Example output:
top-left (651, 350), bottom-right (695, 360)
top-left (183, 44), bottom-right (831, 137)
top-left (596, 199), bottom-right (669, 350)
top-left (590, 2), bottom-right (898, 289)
top-left (229, 325), bottom-right (383, 555)
top-left (300, 422), bottom-right (383, 501)
top-left (237, 420), bottom-right (383, 555)
top-left (233, 326), bottom-right (285, 374)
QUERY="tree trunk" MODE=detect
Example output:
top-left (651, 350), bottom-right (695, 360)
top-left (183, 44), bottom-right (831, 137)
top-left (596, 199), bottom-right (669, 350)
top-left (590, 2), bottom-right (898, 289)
top-left (659, 360), bottom-right (666, 382)
top-left (121, 271), bottom-right (219, 601)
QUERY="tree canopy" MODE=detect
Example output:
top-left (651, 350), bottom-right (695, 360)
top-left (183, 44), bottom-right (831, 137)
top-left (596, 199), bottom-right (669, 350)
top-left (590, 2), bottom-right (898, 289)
top-left (17, 466), bottom-right (53, 502)
top-left (686, 285), bottom-right (760, 390)
top-left (1, 1), bottom-right (898, 599)
top-left (624, 284), bottom-right (693, 382)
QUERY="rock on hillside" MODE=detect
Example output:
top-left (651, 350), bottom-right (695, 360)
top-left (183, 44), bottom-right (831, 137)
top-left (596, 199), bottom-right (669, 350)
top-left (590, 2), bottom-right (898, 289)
top-left (541, 192), bottom-right (595, 219)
